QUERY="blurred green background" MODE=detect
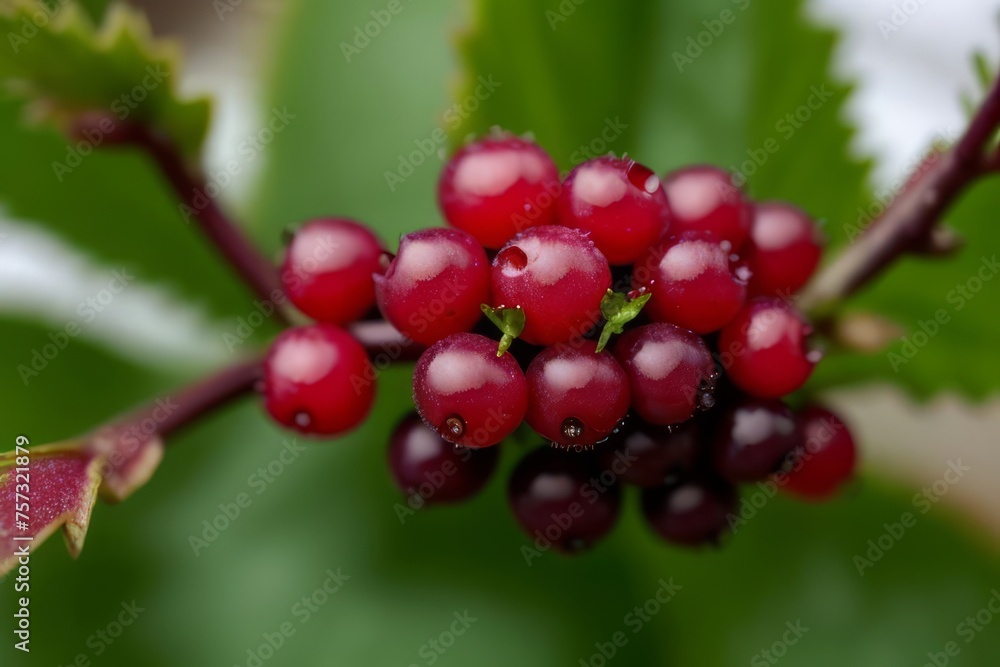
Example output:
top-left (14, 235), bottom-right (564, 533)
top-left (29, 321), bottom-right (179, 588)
top-left (2, 0), bottom-right (1000, 664)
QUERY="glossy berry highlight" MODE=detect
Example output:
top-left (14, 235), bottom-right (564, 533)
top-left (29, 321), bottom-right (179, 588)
top-left (388, 413), bottom-right (500, 505)
top-left (491, 225), bottom-right (612, 345)
top-left (280, 218), bottom-right (383, 324)
top-left (782, 406), bottom-right (857, 500)
top-left (641, 475), bottom-right (737, 547)
top-left (744, 202), bottom-right (823, 297)
top-left (662, 165), bottom-right (752, 247)
top-left (262, 324), bottom-right (375, 436)
top-left (557, 156), bottom-right (671, 265)
top-left (508, 447), bottom-right (622, 553)
top-left (412, 333), bottom-right (528, 448)
top-left (525, 340), bottom-right (631, 446)
top-left (375, 227), bottom-right (490, 346)
top-left (439, 135), bottom-right (561, 249)
top-left (711, 398), bottom-right (801, 482)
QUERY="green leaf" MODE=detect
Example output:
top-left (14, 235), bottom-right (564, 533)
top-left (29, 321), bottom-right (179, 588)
top-left (481, 304), bottom-right (525, 356)
top-left (597, 289), bottom-right (651, 352)
top-left (0, 0), bottom-right (210, 158)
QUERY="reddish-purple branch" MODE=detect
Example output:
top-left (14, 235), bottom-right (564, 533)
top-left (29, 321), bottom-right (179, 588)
top-left (799, 73), bottom-right (1000, 312)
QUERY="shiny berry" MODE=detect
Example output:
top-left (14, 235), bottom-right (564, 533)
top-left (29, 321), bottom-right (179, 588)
top-left (280, 218), bottom-right (383, 324)
top-left (711, 399), bottom-right (801, 482)
top-left (782, 406), bottom-right (857, 500)
top-left (262, 324), bottom-right (375, 436)
top-left (718, 297), bottom-right (819, 398)
top-left (662, 165), bottom-right (751, 247)
top-left (491, 226), bottom-right (611, 345)
top-left (508, 447), bottom-right (621, 553)
top-left (634, 231), bottom-right (749, 334)
top-left (599, 421), bottom-right (699, 488)
top-left (612, 323), bottom-right (717, 426)
top-left (412, 333), bottom-right (528, 448)
top-left (374, 228), bottom-right (490, 346)
top-left (439, 135), bottom-right (561, 249)
top-left (641, 475), bottom-right (737, 547)
top-left (557, 156), bottom-right (671, 265)
top-left (525, 340), bottom-right (630, 446)
top-left (388, 413), bottom-right (500, 505)
top-left (745, 202), bottom-right (823, 297)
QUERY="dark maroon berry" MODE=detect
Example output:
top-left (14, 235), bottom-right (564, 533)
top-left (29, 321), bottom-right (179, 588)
top-left (557, 156), bottom-right (671, 265)
top-left (745, 202), bottom-right (823, 297)
top-left (782, 406), bottom-right (857, 500)
top-left (388, 413), bottom-right (500, 505)
top-left (508, 447), bottom-right (622, 553)
top-left (374, 227), bottom-right (490, 346)
top-left (633, 231), bottom-right (749, 334)
top-left (718, 297), bottom-right (819, 398)
top-left (612, 323), bottom-right (717, 426)
top-left (641, 475), bottom-right (737, 547)
top-left (711, 399), bottom-right (801, 482)
top-left (599, 422), bottom-right (699, 488)
top-left (280, 218), bottom-right (383, 324)
top-left (263, 324), bottom-right (375, 436)
top-left (662, 165), bottom-right (751, 247)
top-left (491, 225), bottom-right (611, 345)
top-left (525, 340), bottom-right (630, 446)
top-left (412, 333), bottom-right (528, 448)
top-left (439, 135), bottom-right (561, 249)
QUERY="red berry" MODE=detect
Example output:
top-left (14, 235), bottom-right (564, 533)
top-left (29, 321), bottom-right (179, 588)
top-left (388, 413), bottom-right (500, 505)
top-left (718, 297), bottom-right (819, 398)
top-left (491, 225), bottom-right (611, 345)
top-left (280, 218), bottom-right (383, 324)
top-left (599, 421), bottom-right (700, 488)
top-left (711, 398), bottom-right (801, 482)
top-left (662, 165), bottom-right (751, 247)
top-left (634, 231), bottom-right (749, 334)
top-left (525, 340), bottom-right (630, 446)
top-left (782, 406), bottom-right (857, 500)
top-left (262, 324), bottom-right (374, 436)
top-left (612, 323), bottom-right (717, 426)
top-left (438, 135), bottom-right (561, 249)
top-left (508, 447), bottom-right (621, 553)
top-left (557, 156), bottom-right (671, 265)
top-left (374, 228), bottom-right (490, 346)
top-left (745, 202), bottom-right (823, 297)
top-left (412, 333), bottom-right (528, 448)
top-left (641, 475), bottom-right (737, 547)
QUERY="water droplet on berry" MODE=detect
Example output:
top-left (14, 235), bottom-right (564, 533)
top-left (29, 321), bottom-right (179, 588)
top-left (496, 245), bottom-right (528, 271)
top-left (720, 240), bottom-right (733, 253)
top-left (294, 411), bottom-right (312, 428)
top-left (561, 417), bottom-right (584, 441)
top-left (625, 161), bottom-right (660, 194)
top-left (696, 375), bottom-right (718, 412)
top-left (734, 265), bottom-right (752, 284)
top-left (444, 415), bottom-right (466, 439)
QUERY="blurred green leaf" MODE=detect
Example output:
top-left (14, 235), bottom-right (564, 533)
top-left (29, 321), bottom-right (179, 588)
top-left (0, 0), bottom-right (209, 157)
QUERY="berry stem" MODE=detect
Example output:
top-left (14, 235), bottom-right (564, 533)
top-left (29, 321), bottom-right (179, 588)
top-left (124, 123), bottom-right (290, 323)
top-left (799, 72), bottom-right (1000, 313)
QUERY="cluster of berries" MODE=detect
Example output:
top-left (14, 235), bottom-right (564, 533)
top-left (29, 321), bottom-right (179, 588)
top-left (260, 132), bottom-right (857, 552)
